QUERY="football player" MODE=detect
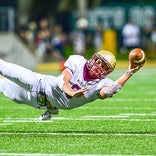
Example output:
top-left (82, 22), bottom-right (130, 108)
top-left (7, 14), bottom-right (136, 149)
top-left (0, 50), bottom-right (143, 120)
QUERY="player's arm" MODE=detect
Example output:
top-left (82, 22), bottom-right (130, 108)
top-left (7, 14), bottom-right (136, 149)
top-left (61, 68), bottom-right (88, 98)
top-left (98, 64), bottom-right (142, 99)
top-left (99, 48), bottom-right (145, 99)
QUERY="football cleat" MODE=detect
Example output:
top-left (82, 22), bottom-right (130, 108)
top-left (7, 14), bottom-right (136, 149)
top-left (39, 110), bottom-right (52, 121)
top-left (39, 108), bottom-right (59, 121)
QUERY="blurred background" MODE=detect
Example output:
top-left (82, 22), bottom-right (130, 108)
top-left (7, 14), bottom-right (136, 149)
top-left (0, 0), bottom-right (156, 70)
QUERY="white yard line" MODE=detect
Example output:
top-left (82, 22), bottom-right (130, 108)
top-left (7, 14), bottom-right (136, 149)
top-left (0, 131), bottom-right (156, 137)
top-left (0, 123), bottom-right (12, 126)
top-left (1, 111), bottom-right (156, 123)
top-left (1, 116), bottom-right (156, 122)
top-left (119, 113), bottom-right (156, 116)
top-left (79, 106), bottom-right (156, 110)
top-left (83, 115), bottom-right (129, 118)
top-left (0, 154), bottom-right (116, 156)
top-left (108, 98), bottom-right (156, 101)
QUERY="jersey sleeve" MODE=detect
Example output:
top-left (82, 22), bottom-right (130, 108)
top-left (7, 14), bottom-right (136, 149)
top-left (83, 78), bottom-right (114, 100)
top-left (57, 55), bottom-right (86, 90)
top-left (64, 55), bottom-right (86, 74)
top-left (96, 78), bottom-right (114, 91)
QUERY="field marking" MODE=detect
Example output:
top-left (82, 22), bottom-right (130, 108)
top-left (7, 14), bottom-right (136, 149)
top-left (83, 115), bottom-right (129, 118)
top-left (0, 123), bottom-right (12, 126)
top-left (107, 98), bottom-right (156, 102)
top-left (0, 154), bottom-right (111, 156)
top-left (1, 111), bottom-right (156, 122)
top-left (2, 118), bottom-right (52, 122)
top-left (0, 154), bottom-right (114, 156)
top-left (120, 113), bottom-right (156, 116)
top-left (0, 131), bottom-right (156, 137)
top-left (80, 106), bottom-right (156, 110)
top-left (2, 116), bottom-right (156, 122)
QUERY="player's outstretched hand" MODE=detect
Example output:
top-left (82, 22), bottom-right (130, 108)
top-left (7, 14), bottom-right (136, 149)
top-left (72, 87), bottom-right (89, 98)
top-left (128, 62), bottom-right (144, 74)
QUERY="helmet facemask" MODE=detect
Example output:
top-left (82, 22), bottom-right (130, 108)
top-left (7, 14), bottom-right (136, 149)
top-left (86, 53), bottom-right (114, 79)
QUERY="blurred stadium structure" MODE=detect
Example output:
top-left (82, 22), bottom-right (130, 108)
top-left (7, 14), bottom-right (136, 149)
top-left (0, 0), bottom-right (156, 70)
top-left (0, 32), bottom-right (39, 69)
top-left (0, 7), bottom-right (14, 32)
top-left (0, 0), bottom-right (155, 31)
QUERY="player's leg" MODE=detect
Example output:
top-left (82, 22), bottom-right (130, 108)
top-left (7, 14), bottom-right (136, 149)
top-left (0, 60), bottom-right (59, 120)
top-left (0, 75), bottom-right (45, 109)
top-left (0, 59), bottom-right (42, 91)
top-left (0, 75), bottom-right (59, 120)
top-left (0, 75), bottom-right (28, 103)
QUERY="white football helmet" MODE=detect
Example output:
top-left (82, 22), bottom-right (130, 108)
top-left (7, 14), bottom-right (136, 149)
top-left (86, 50), bottom-right (116, 79)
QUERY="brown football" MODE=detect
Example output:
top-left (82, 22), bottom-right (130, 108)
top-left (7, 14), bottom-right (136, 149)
top-left (128, 48), bottom-right (146, 68)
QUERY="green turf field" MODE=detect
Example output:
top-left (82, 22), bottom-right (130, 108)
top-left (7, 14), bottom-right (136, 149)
top-left (0, 67), bottom-right (156, 155)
